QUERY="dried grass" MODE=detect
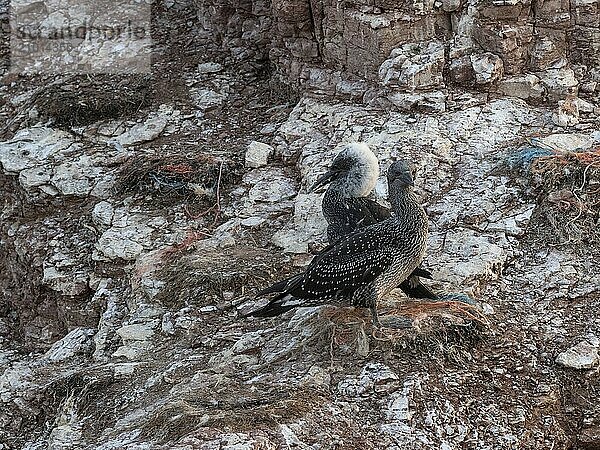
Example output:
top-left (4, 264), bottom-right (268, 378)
top-left (155, 246), bottom-right (283, 309)
top-left (140, 388), bottom-right (324, 442)
top-left (34, 75), bottom-right (153, 126)
top-left (529, 145), bottom-right (600, 246)
top-left (114, 151), bottom-right (243, 225)
top-left (319, 299), bottom-right (486, 363)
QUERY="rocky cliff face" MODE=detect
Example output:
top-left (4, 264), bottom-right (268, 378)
top-left (195, 0), bottom-right (600, 105)
top-left (1, 0), bottom-right (599, 449)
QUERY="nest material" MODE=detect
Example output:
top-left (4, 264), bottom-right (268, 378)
top-left (139, 387), bottom-right (324, 443)
top-left (529, 146), bottom-right (600, 246)
top-left (155, 246), bottom-right (288, 309)
top-left (34, 75), bottom-right (153, 126)
top-left (506, 146), bottom-right (555, 172)
top-left (115, 151), bottom-right (242, 209)
top-left (320, 296), bottom-right (486, 362)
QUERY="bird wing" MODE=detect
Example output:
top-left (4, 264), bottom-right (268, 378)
top-left (356, 198), bottom-right (435, 299)
top-left (325, 197), bottom-right (376, 241)
top-left (243, 292), bottom-right (303, 317)
top-left (328, 198), bottom-right (390, 240)
top-left (411, 266), bottom-right (433, 279)
top-left (358, 197), bottom-right (391, 222)
top-left (291, 224), bottom-right (398, 300)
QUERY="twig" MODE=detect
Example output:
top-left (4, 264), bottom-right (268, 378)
top-left (184, 203), bottom-right (216, 220)
top-left (211, 160), bottom-right (224, 227)
top-left (329, 325), bottom-right (336, 369)
top-left (184, 160), bottom-right (225, 223)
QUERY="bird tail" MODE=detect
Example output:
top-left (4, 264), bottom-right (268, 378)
top-left (254, 273), bottom-right (303, 297)
top-left (242, 293), bottom-right (303, 318)
top-left (242, 274), bottom-right (306, 318)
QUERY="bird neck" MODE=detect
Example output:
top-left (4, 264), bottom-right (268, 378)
top-left (322, 186), bottom-right (346, 221)
top-left (388, 181), bottom-right (421, 218)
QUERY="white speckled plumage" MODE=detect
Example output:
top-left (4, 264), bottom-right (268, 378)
top-left (248, 159), bottom-right (429, 325)
top-left (317, 144), bottom-right (436, 300)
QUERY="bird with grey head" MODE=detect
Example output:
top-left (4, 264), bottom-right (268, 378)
top-left (245, 158), bottom-right (431, 328)
top-left (311, 144), bottom-right (437, 300)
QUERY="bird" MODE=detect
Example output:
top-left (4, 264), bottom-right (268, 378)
top-left (246, 159), bottom-right (429, 328)
top-left (310, 143), bottom-right (437, 300)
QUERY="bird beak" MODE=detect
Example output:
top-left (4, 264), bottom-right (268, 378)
top-left (309, 170), bottom-right (338, 192)
top-left (396, 172), bottom-right (414, 187)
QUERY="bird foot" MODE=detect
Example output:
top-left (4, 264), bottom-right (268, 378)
top-left (379, 315), bottom-right (414, 329)
top-left (433, 293), bottom-right (479, 307)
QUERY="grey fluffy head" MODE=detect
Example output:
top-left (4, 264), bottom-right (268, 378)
top-left (311, 143), bottom-right (379, 197)
top-left (387, 159), bottom-right (416, 188)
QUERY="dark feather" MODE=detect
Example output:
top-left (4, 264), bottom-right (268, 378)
top-left (243, 293), bottom-right (301, 317)
top-left (326, 197), bottom-right (380, 241)
top-left (254, 273), bottom-right (303, 297)
top-left (359, 197), bottom-right (391, 222)
top-left (324, 183), bottom-right (436, 301)
top-left (399, 275), bottom-right (437, 300)
top-left (248, 223), bottom-right (398, 319)
top-left (411, 266), bottom-right (433, 280)
top-left (288, 224), bottom-right (396, 300)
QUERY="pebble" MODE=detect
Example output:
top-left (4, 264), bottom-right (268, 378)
top-left (556, 339), bottom-right (599, 369)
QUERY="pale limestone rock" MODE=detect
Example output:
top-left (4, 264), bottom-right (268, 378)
top-left (43, 328), bottom-right (95, 362)
top-left (51, 157), bottom-right (98, 196)
top-left (96, 221), bottom-right (154, 261)
top-left (300, 365), bottom-right (331, 389)
top-left (379, 41), bottom-right (445, 90)
top-left (471, 52), bottom-right (504, 84)
top-left (0, 127), bottom-right (77, 173)
top-left (94, 207), bottom-right (157, 261)
top-left (0, 127), bottom-right (117, 197)
top-left (240, 216), bottom-right (266, 227)
top-left (552, 97), bottom-right (579, 127)
top-left (384, 380), bottom-right (415, 423)
top-left (42, 265), bottom-right (89, 296)
top-left (497, 74), bottom-right (545, 99)
top-left (556, 339), bottom-right (599, 369)
top-left (245, 141), bottom-right (273, 168)
top-left (113, 362), bottom-right (141, 376)
top-left (194, 218), bottom-right (242, 251)
top-left (535, 133), bottom-right (595, 151)
top-left (116, 323), bottom-right (156, 341)
top-left (115, 107), bottom-right (172, 146)
top-left (271, 192), bottom-right (326, 253)
top-left (247, 168), bottom-right (297, 203)
top-left (539, 67), bottom-right (579, 101)
top-left (197, 61), bottom-right (223, 73)
top-left (193, 88), bottom-right (226, 110)
top-left (113, 321), bottom-right (159, 360)
top-left (19, 166), bottom-right (52, 189)
top-left (279, 424), bottom-right (305, 447)
top-left (48, 424), bottom-right (82, 450)
top-left (575, 97), bottom-right (595, 113)
top-left (387, 91), bottom-right (447, 112)
top-left (338, 363), bottom-right (399, 397)
top-left (580, 81), bottom-right (598, 93)
top-left (92, 201), bottom-right (115, 227)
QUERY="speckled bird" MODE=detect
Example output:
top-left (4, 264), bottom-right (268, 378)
top-left (247, 159), bottom-right (429, 327)
top-left (310, 143), bottom-right (437, 300)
